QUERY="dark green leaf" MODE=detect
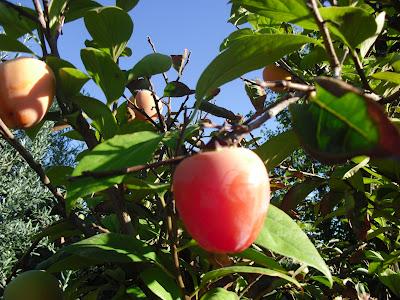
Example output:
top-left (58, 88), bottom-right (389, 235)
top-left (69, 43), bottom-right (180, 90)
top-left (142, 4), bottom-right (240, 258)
top-left (195, 34), bottom-right (316, 101)
top-left (280, 178), bottom-right (326, 213)
top-left (64, 0), bottom-right (101, 23)
top-left (0, 4), bottom-right (37, 37)
top-left (46, 165), bottom-right (74, 187)
top-left (33, 220), bottom-right (80, 242)
top-left (163, 81), bottom-right (195, 97)
top-left (201, 265), bottom-right (300, 288)
top-left (254, 130), bottom-right (300, 170)
top-left (116, 0), bottom-right (140, 12)
top-left (128, 53), bottom-right (172, 81)
top-left (244, 80), bottom-right (266, 111)
top-left (84, 6), bottom-right (133, 60)
top-left (59, 67), bottom-right (90, 97)
top-left (200, 288), bottom-right (239, 300)
top-left (0, 34), bottom-right (33, 53)
top-left (81, 47), bottom-right (126, 104)
top-left (379, 269), bottom-right (400, 297)
top-left (140, 267), bottom-right (181, 300)
top-left (256, 205), bottom-right (332, 286)
top-left (72, 95), bottom-right (118, 139)
top-left (199, 101), bottom-right (239, 121)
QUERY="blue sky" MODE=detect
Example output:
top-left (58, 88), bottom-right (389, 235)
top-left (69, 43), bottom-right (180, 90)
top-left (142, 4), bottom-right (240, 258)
top-left (20, 0), bottom-right (273, 133)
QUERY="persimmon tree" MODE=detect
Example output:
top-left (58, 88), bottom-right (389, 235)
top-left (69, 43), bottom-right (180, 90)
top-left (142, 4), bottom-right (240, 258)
top-left (0, 0), bottom-right (399, 299)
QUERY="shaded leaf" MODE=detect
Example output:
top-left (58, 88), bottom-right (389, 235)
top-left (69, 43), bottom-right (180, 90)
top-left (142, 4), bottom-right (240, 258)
top-left (81, 47), bottom-right (126, 104)
top-left (64, 0), bottom-right (101, 23)
top-left (0, 3), bottom-right (37, 37)
top-left (164, 81), bottom-right (195, 97)
top-left (116, 0), bottom-right (140, 12)
top-left (201, 288), bottom-right (239, 300)
top-left (254, 130), bottom-right (300, 170)
top-left (199, 101), bottom-right (239, 121)
top-left (140, 267), bottom-right (181, 300)
top-left (0, 34), bottom-right (33, 53)
top-left (256, 205), bottom-right (332, 286)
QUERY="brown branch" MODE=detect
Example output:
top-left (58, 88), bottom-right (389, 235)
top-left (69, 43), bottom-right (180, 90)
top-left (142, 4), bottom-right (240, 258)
top-left (308, 0), bottom-right (341, 78)
top-left (350, 50), bottom-right (373, 91)
top-left (147, 36), bottom-right (169, 84)
top-left (146, 77), bottom-right (168, 131)
top-left (242, 78), bottom-right (314, 93)
top-left (70, 155), bottom-right (186, 181)
top-left (107, 185), bottom-right (135, 235)
top-left (379, 89), bottom-right (400, 104)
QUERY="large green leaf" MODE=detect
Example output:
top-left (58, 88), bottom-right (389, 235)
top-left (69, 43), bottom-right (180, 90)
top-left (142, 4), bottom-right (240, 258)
top-left (0, 34), bottom-right (33, 54)
top-left (81, 47), bottom-right (126, 104)
top-left (116, 0), bottom-right (140, 11)
top-left (128, 53), bottom-right (172, 81)
top-left (319, 6), bottom-right (377, 50)
top-left (236, 0), bottom-right (316, 30)
top-left (0, 4), bottom-right (37, 38)
top-left (372, 72), bottom-right (400, 85)
top-left (254, 130), bottom-right (300, 170)
top-left (140, 267), bottom-right (181, 300)
top-left (195, 34), bottom-right (316, 101)
top-left (201, 265), bottom-right (300, 288)
top-left (66, 131), bottom-right (162, 207)
top-left (290, 85), bottom-right (400, 163)
top-left (256, 205), bottom-right (333, 286)
top-left (84, 6), bottom-right (133, 60)
top-left (72, 95), bottom-right (118, 139)
top-left (64, 0), bottom-right (102, 23)
top-left (58, 67), bottom-right (90, 97)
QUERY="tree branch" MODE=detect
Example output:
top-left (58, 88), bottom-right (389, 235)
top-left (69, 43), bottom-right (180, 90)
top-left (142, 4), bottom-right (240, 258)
top-left (308, 0), bottom-right (341, 78)
top-left (379, 89), bottom-right (400, 104)
top-left (350, 50), bottom-right (373, 91)
top-left (242, 78), bottom-right (314, 93)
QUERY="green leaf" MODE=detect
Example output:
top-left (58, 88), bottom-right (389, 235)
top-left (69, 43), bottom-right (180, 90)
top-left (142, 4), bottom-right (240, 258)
top-left (33, 220), bottom-right (80, 242)
top-left (163, 81), bottom-right (195, 97)
top-left (59, 67), bottom-right (90, 97)
top-left (84, 6), bottom-right (133, 60)
top-left (236, 248), bottom-right (286, 272)
top-left (200, 288), bottom-right (239, 300)
top-left (360, 11), bottom-right (385, 58)
top-left (116, 0), bottom-right (140, 11)
top-left (256, 205), bottom-right (332, 286)
top-left (67, 131), bottom-right (162, 207)
top-left (236, 0), bottom-right (316, 30)
top-left (379, 269), bottom-right (400, 297)
top-left (128, 53), bottom-right (172, 81)
top-left (140, 267), bottom-right (181, 300)
top-left (290, 85), bottom-right (400, 163)
top-left (46, 165), bottom-right (74, 187)
top-left (0, 4), bottom-right (37, 38)
top-left (254, 130), bottom-right (300, 170)
top-left (64, 0), bottom-right (102, 23)
top-left (124, 177), bottom-right (169, 192)
top-left (81, 47), bottom-right (126, 104)
top-left (48, 0), bottom-right (68, 29)
top-left (0, 34), bottom-right (33, 53)
top-left (280, 178), bottom-right (326, 213)
top-left (195, 34), bottom-right (316, 101)
top-left (319, 6), bottom-right (378, 49)
top-left (201, 266), bottom-right (300, 288)
top-left (371, 72), bottom-right (400, 85)
top-left (198, 101), bottom-right (239, 121)
top-left (72, 95), bottom-right (118, 139)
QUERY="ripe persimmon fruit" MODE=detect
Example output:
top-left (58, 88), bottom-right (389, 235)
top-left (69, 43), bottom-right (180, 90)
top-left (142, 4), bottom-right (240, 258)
top-left (4, 270), bottom-right (63, 300)
top-left (0, 57), bottom-right (55, 129)
top-left (262, 64), bottom-right (292, 93)
top-left (128, 90), bottom-right (163, 121)
top-left (173, 147), bottom-right (270, 253)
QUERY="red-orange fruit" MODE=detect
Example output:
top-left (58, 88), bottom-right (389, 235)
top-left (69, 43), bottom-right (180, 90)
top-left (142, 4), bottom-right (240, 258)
top-left (128, 90), bottom-right (163, 121)
top-left (172, 147), bottom-right (270, 253)
top-left (0, 57), bottom-right (55, 128)
top-left (262, 64), bottom-right (292, 93)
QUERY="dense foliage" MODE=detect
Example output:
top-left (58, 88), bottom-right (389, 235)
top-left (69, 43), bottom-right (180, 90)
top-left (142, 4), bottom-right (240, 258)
top-left (0, 0), bottom-right (399, 299)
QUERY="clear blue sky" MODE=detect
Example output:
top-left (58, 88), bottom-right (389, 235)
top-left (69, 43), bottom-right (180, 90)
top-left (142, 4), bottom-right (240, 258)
top-left (21, 0), bottom-right (273, 132)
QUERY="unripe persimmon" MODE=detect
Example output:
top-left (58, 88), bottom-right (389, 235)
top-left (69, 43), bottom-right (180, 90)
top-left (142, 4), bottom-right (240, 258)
top-left (128, 90), bottom-right (163, 121)
top-left (4, 270), bottom-right (63, 300)
top-left (262, 64), bottom-right (292, 93)
top-left (0, 57), bottom-right (55, 128)
top-left (173, 147), bottom-right (270, 253)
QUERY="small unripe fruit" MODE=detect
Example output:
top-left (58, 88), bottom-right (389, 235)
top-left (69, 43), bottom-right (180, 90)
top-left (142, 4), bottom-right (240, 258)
top-left (173, 147), bottom-right (270, 253)
top-left (262, 64), bottom-right (292, 93)
top-left (4, 270), bottom-right (63, 300)
top-left (0, 57), bottom-right (55, 128)
top-left (128, 90), bottom-right (163, 121)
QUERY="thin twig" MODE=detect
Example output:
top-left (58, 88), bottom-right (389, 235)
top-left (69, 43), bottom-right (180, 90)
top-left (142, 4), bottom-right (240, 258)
top-left (350, 50), bottom-right (373, 91)
top-left (242, 78), bottom-right (314, 93)
top-left (308, 0), bottom-right (341, 78)
top-left (167, 96), bottom-right (190, 130)
top-left (69, 155), bottom-right (186, 180)
top-left (147, 36), bottom-right (169, 84)
top-left (146, 77), bottom-right (168, 131)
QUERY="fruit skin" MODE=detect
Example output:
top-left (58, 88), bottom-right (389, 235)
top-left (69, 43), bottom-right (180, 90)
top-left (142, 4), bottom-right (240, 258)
top-left (4, 270), bottom-right (63, 300)
top-left (172, 147), bottom-right (270, 253)
top-left (0, 57), bottom-right (55, 129)
top-left (128, 90), bottom-right (163, 121)
top-left (262, 64), bottom-right (292, 93)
